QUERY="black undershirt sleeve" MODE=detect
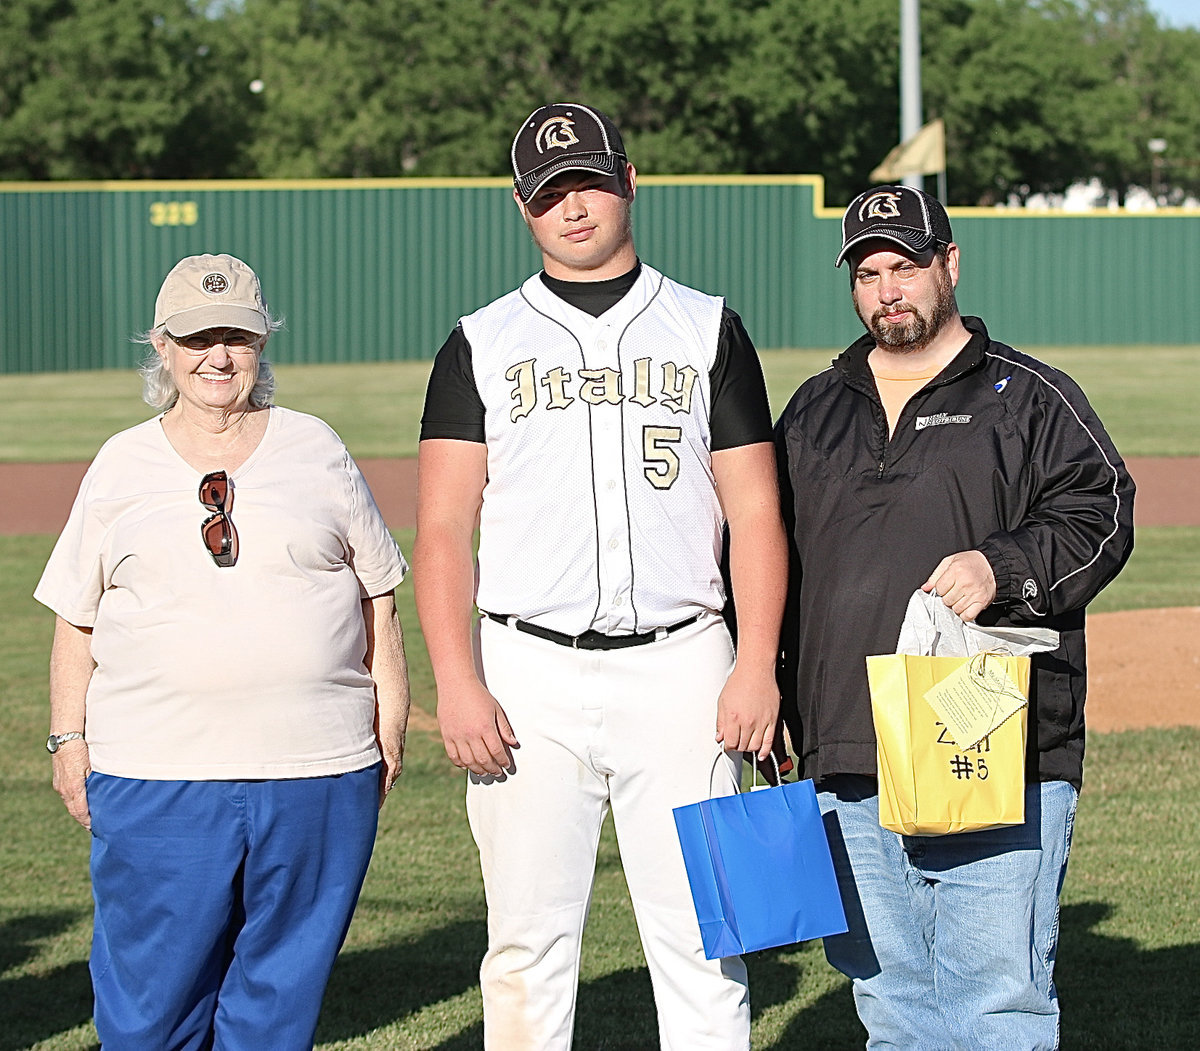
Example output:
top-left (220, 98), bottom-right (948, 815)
top-left (419, 325), bottom-right (486, 443)
top-left (709, 308), bottom-right (774, 451)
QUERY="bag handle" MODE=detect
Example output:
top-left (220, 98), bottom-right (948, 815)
top-left (705, 747), bottom-right (782, 797)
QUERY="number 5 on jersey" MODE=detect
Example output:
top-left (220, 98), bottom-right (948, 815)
top-left (644, 426), bottom-right (682, 489)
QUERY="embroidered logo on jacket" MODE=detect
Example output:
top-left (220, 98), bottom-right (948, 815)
top-left (915, 413), bottom-right (972, 430)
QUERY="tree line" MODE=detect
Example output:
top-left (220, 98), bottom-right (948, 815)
top-left (2, 0), bottom-right (1197, 205)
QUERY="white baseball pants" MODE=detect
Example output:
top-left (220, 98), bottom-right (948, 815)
top-left (467, 612), bottom-right (751, 1050)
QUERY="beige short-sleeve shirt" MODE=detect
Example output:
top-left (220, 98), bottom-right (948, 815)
top-left (35, 407), bottom-right (408, 780)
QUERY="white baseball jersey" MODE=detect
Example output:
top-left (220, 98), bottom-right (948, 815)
top-left (423, 263), bottom-right (771, 637)
top-left (423, 260), bottom-right (769, 1044)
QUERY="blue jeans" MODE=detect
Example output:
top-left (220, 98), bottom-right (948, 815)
top-left (88, 767), bottom-right (379, 1051)
top-left (818, 776), bottom-right (1078, 1051)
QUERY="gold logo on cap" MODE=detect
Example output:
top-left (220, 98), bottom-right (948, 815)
top-left (860, 192), bottom-right (903, 221)
top-left (535, 117), bottom-right (579, 154)
top-left (201, 273), bottom-right (230, 295)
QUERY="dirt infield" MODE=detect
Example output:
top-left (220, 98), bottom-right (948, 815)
top-left (9, 456), bottom-right (1198, 734)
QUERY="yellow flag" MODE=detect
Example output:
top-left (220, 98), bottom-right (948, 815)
top-left (870, 119), bottom-right (946, 181)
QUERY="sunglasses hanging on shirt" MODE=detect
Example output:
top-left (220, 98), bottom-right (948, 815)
top-left (199, 470), bottom-right (238, 567)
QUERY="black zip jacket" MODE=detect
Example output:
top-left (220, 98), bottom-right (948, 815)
top-left (775, 316), bottom-right (1134, 791)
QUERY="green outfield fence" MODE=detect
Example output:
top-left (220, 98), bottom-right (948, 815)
top-left (1, 175), bottom-right (1197, 373)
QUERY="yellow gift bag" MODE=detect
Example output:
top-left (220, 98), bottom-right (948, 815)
top-left (867, 653), bottom-right (1029, 836)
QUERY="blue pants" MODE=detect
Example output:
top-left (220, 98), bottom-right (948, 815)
top-left (87, 767), bottom-right (379, 1051)
top-left (818, 776), bottom-right (1078, 1051)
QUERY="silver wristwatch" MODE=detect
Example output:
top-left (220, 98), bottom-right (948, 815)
top-left (46, 732), bottom-right (85, 754)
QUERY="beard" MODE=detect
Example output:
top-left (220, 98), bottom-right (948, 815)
top-left (858, 261), bottom-right (957, 352)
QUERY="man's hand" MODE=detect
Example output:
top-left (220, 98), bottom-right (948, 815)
top-left (923, 550), bottom-right (997, 622)
top-left (52, 740), bottom-right (91, 830)
top-left (438, 679), bottom-right (520, 778)
top-left (715, 663), bottom-right (780, 762)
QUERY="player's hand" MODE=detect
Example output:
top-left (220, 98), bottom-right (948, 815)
top-left (52, 740), bottom-right (92, 831)
top-left (437, 678), bottom-right (519, 778)
top-left (715, 663), bottom-right (779, 762)
top-left (923, 550), bottom-right (997, 623)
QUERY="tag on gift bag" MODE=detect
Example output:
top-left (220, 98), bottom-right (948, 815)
top-left (867, 653), bottom-right (1029, 836)
top-left (923, 651), bottom-right (1029, 750)
top-left (673, 753), bottom-right (848, 959)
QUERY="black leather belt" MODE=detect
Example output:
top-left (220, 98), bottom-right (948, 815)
top-left (481, 612), bottom-right (700, 650)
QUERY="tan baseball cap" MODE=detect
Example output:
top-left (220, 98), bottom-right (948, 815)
top-left (154, 254), bottom-right (268, 336)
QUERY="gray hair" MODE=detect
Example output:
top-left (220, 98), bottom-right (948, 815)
top-left (135, 316), bottom-right (285, 411)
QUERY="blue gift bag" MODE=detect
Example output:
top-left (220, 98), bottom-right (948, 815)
top-left (673, 766), bottom-right (848, 959)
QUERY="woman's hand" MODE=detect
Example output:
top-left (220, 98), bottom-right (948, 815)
top-left (48, 617), bottom-right (96, 830)
top-left (52, 740), bottom-right (92, 830)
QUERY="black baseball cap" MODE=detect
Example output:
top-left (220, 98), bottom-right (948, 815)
top-left (835, 185), bottom-right (954, 267)
top-left (511, 103), bottom-right (627, 203)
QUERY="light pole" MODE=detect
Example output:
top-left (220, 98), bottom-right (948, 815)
top-left (900, 0), bottom-right (923, 191)
top-left (1148, 138), bottom-right (1167, 203)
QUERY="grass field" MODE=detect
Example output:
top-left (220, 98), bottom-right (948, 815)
top-left (2, 529), bottom-right (1197, 1049)
top-left (1, 349), bottom-right (1197, 1049)
top-left (1, 344), bottom-right (1197, 461)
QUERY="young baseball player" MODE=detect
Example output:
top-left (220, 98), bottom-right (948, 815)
top-left (414, 103), bottom-right (787, 1049)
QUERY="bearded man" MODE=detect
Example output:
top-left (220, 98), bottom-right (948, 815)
top-left (773, 185), bottom-right (1134, 1049)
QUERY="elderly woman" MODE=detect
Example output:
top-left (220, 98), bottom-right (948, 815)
top-left (35, 254), bottom-right (410, 1050)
